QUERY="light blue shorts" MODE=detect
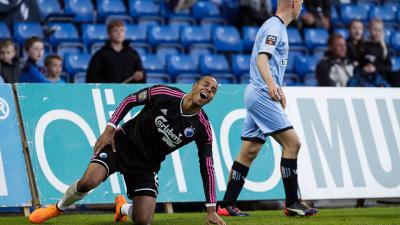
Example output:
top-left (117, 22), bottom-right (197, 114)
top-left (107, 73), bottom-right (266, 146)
top-left (241, 84), bottom-right (293, 143)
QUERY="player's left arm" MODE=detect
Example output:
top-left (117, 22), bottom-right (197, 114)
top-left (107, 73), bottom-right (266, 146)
top-left (195, 114), bottom-right (225, 225)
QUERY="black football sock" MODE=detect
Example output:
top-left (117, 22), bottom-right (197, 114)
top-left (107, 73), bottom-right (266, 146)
top-left (281, 158), bottom-right (299, 207)
top-left (220, 161), bottom-right (249, 208)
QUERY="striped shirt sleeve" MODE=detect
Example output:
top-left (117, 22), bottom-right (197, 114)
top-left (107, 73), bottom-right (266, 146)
top-left (108, 87), bottom-right (150, 127)
top-left (196, 111), bottom-right (216, 206)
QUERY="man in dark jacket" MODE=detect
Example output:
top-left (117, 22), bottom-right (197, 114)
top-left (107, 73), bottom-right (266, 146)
top-left (316, 34), bottom-right (353, 87)
top-left (0, 39), bottom-right (21, 83)
top-left (86, 20), bottom-right (145, 83)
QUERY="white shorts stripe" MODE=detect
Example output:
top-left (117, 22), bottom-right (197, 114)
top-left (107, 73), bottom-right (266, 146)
top-left (134, 188), bottom-right (157, 194)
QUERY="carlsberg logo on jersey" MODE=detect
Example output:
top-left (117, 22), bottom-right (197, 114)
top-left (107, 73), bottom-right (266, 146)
top-left (155, 115), bottom-right (183, 148)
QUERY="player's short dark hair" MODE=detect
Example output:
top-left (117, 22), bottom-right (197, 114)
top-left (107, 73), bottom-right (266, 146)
top-left (44, 55), bottom-right (62, 67)
top-left (107, 20), bottom-right (125, 34)
top-left (24, 36), bottom-right (43, 52)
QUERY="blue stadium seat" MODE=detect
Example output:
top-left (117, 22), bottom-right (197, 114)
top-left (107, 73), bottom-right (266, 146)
top-left (330, 5), bottom-right (342, 26)
top-left (213, 74), bottom-right (236, 84)
top-left (304, 28), bottom-right (329, 49)
top-left (141, 54), bottom-right (165, 73)
top-left (391, 32), bottom-right (400, 51)
top-left (156, 46), bottom-right (181, 65)
top-left (181, 26), bottom-right (211, 48)
top-left (369, 5), bottom-right (397, 22)
top-left (57, 43), bottom-right (86, 59)
top-left (129, 0), bottom-right (160, 18)
top-left (167, 55), bottom-right (198, 79)
top-left (384, 27), bottom-right (396, 44)
top-left (13, 22), bottom-right (44, 46)
top-left (176, 74), bottom-right (201, 84)
top-left (148, 25), bottom-right (181, 48)
top-left (146, 73), bottom-right (171, 84)
top-left (392, 57), bottom-right (400, 72)
top-left (334, 28), bottom-right (349, 39)
top-left (64, 0), bottom-right (94, 22)
top-left (287, 27), bottom-right (307, 54)
top-left (169, 19), bottom-right (191, 34)
top-left (303, 73), bottom-right (318, 86)
top-left (190, 47), bottom-right (213, 66)
top-left (74, 72), bottom-right (86, 83)
top-left (81, 24), bottom-right (107, 49)
top-left (340, 4), bottom-right (369, 23)
top-left (287, 51), bottom-right (304, 73)
top-left (48, 23), bottom-right (79, 48)
top-left (283, 73), bottom-right (300, 86)
top-left (64, 53), bottom-right (91, 75)
top-left (240, 73), bottom-right (250, 84)
top-left (37, 0), bottom-right (62, 21)
top-left (192, 1), bottom-right (221, 19)
top-left (97, 0), bottom-right (127, 21)
top-left (294, 55), bottom-right (319, 78)
top-left (125, 25), bottom-right (147, 43)
top-left (0, 22), bottom-right (10, 39)
top-left (213, 26), bottom-right (242, 52)
top-left (287, 27), bottom-right (303, 46)
top-left (200, 54), bottom-right (230, 75)
top-left (242, 26), bottom-right (257, 52)
top-left (231, 54), bottom-right (250, 79)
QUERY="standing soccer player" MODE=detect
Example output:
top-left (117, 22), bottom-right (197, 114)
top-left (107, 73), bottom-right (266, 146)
top-left (29, 76), bottom-right (226, 225)
top-left (218, 0), bottom-right (318, 217)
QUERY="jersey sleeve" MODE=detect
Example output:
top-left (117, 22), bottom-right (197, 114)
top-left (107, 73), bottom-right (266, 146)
top-left (195, 111), bottom-right (216, 207)
top-left (108, 85), bottom-right (185, 128)
top-left (258, 19), bottom-right (283, 58)
top-left (108, 86), bottom-right (151, 127)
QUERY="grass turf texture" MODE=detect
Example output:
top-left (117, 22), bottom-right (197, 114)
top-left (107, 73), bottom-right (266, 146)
top-left (0, 207), bottom-right (399, 225)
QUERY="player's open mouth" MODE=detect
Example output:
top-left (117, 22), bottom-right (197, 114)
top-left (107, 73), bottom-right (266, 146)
top-left (200, 92), bottom-right (208, 100)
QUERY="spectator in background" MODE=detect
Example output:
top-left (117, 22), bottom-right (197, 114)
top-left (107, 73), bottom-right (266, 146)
top-left (238, 0), bottom-right (273, 26)
top-left (19, 36), bottom-right (51, 83)
top-left (346, 19), bottom-right (365, 66)
top-left (301, 0), bottom-right (331, 30)
top-left (86, 20), bottom-right (145, 83)
top-left (316, 34), bottom-right (354, 87)
top-left (0, 39), bottom-right (22, 83)
top-left (44, 55), bottom-right (65, 83)
top-left (347, 53), bottom-right (390, 87)
top-left (363, 19), bottom-right (392, 82)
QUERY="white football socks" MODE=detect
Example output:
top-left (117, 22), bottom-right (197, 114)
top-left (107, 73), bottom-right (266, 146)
top-left (56, 181), bottom-right (89, 210)
top-left (121, 203), bottom-right (134, 220)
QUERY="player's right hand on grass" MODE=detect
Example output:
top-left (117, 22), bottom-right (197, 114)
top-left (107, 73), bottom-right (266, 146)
top-left (207, 207), bottom-right (226, 225)
top-left (94, 125), bottom-right (116, 154)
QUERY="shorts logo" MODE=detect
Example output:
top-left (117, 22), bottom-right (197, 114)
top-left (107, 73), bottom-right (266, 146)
top-left (137, 90), bottom-right (148, 103)
top-left (265, 35), bottom-right (277, 46)
top-left (99, 153), bottom-right (108, 158)
top-left (281, 59), bottom-right (288, 66)
top-left (184, 127), bottom-right (194, 137)
top-left (0, 98), bottom-right (10, 120)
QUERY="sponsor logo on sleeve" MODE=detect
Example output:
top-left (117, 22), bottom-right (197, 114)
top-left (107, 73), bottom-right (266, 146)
top-left (137, 90), bottom-right (148, 103)
top-left (265, 35), bottom-right (277, 46)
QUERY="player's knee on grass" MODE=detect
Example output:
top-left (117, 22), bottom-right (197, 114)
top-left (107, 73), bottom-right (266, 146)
top-left (133, 214), bottom-right (152, 225)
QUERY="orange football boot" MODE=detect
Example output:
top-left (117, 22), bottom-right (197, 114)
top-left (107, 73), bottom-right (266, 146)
top-left (29, 204), bottom-right (62, 224)
top-left (114, 195), bottom-right (128, 222)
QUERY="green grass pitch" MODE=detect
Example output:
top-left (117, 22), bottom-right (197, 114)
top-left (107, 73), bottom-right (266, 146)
top-left (0, 207), bottom-right (399, 225)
